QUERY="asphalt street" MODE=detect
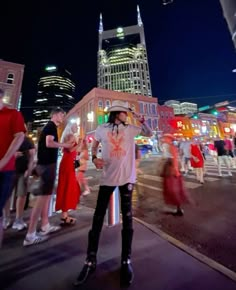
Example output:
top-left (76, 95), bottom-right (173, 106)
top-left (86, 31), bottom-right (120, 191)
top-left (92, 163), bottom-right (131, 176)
top-left (82, 155), bottom-right (236, 272)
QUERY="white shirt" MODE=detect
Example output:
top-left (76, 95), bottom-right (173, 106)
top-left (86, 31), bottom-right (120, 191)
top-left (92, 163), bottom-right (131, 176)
top-left (95, 123), bottom-right (141, 186)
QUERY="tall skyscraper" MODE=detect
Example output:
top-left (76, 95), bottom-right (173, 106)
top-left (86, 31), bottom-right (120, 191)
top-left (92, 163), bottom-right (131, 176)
top-left (0, 59), bottom-right (24, 109)
top-left (33, 65), bottom-right (75, 128)
top-left (219, 0), bottom-right (236, 49)
top-left (97, 6), bottom-right (152, 97)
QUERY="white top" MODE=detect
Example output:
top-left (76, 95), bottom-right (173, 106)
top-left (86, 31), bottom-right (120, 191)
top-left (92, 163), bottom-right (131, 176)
top-left (162, 143), bottom-right (172, 158)
top-left (95, 123), bottom-right (141, 186)
top-left (179, 141), bottom-right (191, 158)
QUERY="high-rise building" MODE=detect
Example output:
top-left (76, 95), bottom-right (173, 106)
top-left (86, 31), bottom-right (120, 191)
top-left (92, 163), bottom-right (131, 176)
top-left (219, 0), bottom-right (236, 49)
top-left (164, 100), bottom-right (197, 115)
top-left (0, 59), bottom-right (24, 109)
top-left (33, 65), bottom-right (75, 128)
top-left (97, 6), bottom-right (152, 97)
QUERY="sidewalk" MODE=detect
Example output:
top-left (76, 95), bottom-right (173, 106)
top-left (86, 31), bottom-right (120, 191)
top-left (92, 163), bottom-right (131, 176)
top-left (1, 206), bottom-right (236, 290)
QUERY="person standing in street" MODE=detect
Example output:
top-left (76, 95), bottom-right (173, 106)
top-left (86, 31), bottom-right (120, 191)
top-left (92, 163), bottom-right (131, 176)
top-left (74, 100), bottom-right (153, 287)
top-left (190, 139), bottom-right (205, 184)
top-left (161, 134), bottom-right (188, 216)
top-left (214, 137), bottom-right (232, 177)
top-left (0, 88), bottom-right (25, 247)
top-left (23, 107), bottom-right (72, 246)
top-left (77, 139), bottom-right (91, 196)
top-left (55, 122), bottom-right (81, 225)
top-left (3, 133), bottom-right (36, 231)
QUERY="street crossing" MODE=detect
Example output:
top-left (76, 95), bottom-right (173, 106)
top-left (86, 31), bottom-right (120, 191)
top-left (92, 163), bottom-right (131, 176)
top-left (137, 156), bottom-right (236, 193)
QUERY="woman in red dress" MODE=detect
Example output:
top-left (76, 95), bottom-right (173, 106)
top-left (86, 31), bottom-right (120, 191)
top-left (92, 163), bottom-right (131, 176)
top-left (56, 122), bottom-right (81, 225)
top-left (190, 140), bottom-right (204, 184)
top-left (161, 134), bottom-right (189, 216)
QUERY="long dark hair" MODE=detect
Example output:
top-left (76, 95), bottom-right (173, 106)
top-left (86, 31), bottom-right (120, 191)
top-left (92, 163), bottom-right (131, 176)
top-left (106, 111), bottom-right (128, 136)
top-left (107, 111), bottom-right (127, 126)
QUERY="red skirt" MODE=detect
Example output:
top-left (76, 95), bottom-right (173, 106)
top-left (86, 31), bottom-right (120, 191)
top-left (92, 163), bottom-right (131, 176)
top-left (162, 159), bottom-right (189, 206)
top-left (56, 151), bottom-right (81, 212)
top-left (163, 175), bottom-right (188, 206)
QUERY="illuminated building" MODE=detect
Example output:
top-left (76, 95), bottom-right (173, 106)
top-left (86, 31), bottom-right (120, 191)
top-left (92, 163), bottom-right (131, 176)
top-left (164, 100), bottom-right (198, 115)
top-left (0, 59), bottom-right (24, 109)
top-left (157, 105), bottom-right (174, 134)
top-left (66, 88), bottom-right (158, 140)
top-left (97, 6), bottom-right (152, 97)
top-left (33, 65), bottom-right (75, 128)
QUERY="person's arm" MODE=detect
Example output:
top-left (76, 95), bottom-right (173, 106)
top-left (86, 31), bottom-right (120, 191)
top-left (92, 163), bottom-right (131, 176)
top-left (91, 139), bottom-right (104, 169)
top-left (0, 132), bottom-right (25, 170)
top-left (131, 111), bottom-right (152, 137)
top-left (25, 148), bottom-right (36, 177)
top-left (46, 135), bottom-right (72, 149)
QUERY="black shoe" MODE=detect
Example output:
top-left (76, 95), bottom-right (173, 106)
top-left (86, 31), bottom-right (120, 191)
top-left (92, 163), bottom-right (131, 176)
top-left (172, 208), bottom-right (184, 217)
top-left (120, 260), bottom-right (134, 287)
top-left (73, 260), bottom-right (96, 286)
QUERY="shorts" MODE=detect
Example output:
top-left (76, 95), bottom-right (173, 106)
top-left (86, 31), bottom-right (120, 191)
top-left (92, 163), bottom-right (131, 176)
top-left (14, 173), bottom-right (27, 197)
top-left (184, 157), bottom-right (191, 165)
top-left (33, 164), bottom-right (56, 196)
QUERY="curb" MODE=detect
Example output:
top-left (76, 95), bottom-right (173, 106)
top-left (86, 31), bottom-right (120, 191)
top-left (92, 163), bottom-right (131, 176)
top-left (134, 217), bottom-right (236, 283)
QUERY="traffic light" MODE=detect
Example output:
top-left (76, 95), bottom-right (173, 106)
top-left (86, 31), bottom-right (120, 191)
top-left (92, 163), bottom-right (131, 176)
top-left (192, 114), bottom-right (198, 119)
top-left (211, 109), bottom-right (218, 116)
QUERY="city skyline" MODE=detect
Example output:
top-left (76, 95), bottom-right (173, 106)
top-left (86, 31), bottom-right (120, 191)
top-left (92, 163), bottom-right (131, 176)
top-left (1, 0), bottom-right (236, 120)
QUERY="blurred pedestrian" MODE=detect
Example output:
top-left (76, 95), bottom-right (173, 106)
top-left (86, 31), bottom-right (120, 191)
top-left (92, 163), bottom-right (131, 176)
top-left (77, 139), bottom-right (90, 196)
top-left (55, 122), bottom-right (81, 225)
top-left (0, 88), bottom-right (25, 247)
top-left (3, 133), bottom-right (35, 231)
top-left (74, 100), bottom-right (152, 287)
top-left (190, 139), bottom-right (205, 184)
top-left (214, 137), bottom-right (232, 177)
top-left (161, 134), bottom-right (189, 216)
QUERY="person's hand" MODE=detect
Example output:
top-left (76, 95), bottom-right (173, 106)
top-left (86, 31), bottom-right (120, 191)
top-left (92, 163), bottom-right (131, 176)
top-left (131, 111), bottom-right (145, 123)
top-left (193, 156), bottom-right (199, 163)
top-left (15, 151), bottom-right (23, 158)
top-left (93, 158), bottom-right (105, 169)
top-left (24, 170), bottom-right (29, 178)
top-left (174, 168), bottom-right (181, 177)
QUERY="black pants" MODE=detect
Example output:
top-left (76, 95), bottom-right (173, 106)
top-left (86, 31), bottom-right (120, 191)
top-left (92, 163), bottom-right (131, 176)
top-left (87, 183), bottom-right (134, 261)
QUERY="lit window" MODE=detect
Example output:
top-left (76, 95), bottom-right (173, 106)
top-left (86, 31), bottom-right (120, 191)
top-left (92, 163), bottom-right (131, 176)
top-left (7, 73), bottom-right (14, 84)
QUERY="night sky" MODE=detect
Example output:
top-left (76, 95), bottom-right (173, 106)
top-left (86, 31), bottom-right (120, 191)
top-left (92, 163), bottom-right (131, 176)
top-left (1, 0), bottom-right (236, 121)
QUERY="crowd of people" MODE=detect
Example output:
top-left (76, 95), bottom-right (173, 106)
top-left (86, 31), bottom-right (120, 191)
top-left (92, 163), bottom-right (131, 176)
top-left (0, 93), bottom-right (153, 286)
top-left (0, 86), bottom-right (236, 286)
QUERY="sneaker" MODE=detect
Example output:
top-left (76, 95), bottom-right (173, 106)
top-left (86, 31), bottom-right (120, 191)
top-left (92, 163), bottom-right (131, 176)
top-left (23, 234), bottom-right (48, 247)
top-left (12, 220), bottom-right (27, 231)
top-left (39, 224), bottom-right (61, 236)
top-left (2, 218), bottom-right (11, 230)
top-left (82, 190), bottom-right (91, 196)
top-left (228, 172), bottom-right (232, 176)
top-left (73, 260), bottom-right (97, 286)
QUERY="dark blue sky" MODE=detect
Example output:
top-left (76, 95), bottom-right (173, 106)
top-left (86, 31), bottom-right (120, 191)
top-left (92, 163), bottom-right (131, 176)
top-left (1, 0), bottom-right (236, 120)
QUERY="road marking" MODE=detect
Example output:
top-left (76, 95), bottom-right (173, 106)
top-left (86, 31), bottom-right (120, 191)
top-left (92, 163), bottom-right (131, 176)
top-left (138, 182), bottom-right (162, 191)
top-left (141, 174), bottom-right (201, 189)
top-left (134, 218), bottom-right (236, 283)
